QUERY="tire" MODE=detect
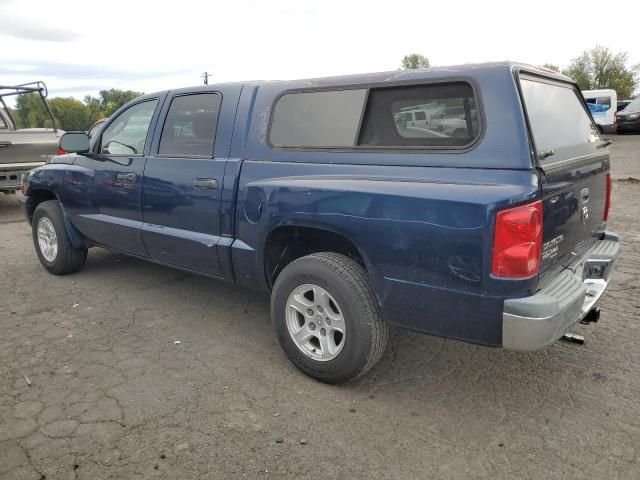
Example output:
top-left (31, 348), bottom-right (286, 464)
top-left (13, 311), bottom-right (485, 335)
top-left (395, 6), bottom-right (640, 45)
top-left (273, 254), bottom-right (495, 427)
top-left (271, 252), bottom-right (389, 384)
top-left (32, 200), bottom-right (87, 275)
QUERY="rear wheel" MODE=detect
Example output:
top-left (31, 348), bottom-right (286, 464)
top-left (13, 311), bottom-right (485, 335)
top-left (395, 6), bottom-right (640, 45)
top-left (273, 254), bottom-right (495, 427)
top-left (271, 252), bottom-right (388, 383)
top-left (32, 200), bottom-right (87, 275)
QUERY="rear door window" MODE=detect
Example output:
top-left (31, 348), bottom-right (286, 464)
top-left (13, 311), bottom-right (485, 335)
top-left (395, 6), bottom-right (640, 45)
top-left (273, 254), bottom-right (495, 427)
top-left (158, 93), bottom-right (221, 157)
top-left (520, 77), bottom-right (599, 161)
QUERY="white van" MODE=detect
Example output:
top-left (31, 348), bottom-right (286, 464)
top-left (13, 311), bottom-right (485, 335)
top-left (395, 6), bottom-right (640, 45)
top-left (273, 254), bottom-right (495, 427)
top-left (582, 89), bottom-right (617, 133)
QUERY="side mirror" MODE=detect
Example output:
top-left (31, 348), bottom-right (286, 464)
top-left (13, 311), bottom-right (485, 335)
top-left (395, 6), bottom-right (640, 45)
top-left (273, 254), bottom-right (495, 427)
top-left (59, 132), bottom-right (90, 153)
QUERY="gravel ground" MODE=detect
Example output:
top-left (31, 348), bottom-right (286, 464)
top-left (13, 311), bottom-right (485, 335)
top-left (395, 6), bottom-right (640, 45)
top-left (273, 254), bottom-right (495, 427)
top-left (1, 135), bottom-right (639, 479)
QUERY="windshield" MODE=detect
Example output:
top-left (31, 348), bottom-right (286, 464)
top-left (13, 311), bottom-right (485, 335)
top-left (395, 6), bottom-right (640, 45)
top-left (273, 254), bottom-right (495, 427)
top-left (623, 97), bottom-right (640, 112)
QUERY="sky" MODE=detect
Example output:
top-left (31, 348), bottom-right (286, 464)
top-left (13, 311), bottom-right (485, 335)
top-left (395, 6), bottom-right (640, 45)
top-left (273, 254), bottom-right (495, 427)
top-left (1, 0), bottom-right (639, 101)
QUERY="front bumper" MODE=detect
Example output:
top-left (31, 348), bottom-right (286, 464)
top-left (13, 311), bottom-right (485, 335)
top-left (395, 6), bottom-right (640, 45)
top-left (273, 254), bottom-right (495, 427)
top-left (599, 123), bottom-right (616, 134)
top-left (617, 120), bottom-right (640, 133)
top-left (502, 232), bottom-right (620, 351)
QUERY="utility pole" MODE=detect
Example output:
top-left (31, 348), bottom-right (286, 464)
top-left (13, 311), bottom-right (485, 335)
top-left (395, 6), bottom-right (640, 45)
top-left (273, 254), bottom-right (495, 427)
top-left (201, 72), bottom-right (212, 85)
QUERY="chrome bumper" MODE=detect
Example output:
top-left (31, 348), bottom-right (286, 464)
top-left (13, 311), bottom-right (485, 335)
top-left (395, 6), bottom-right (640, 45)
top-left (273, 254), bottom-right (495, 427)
top-left (502, 232), bottom-right (620, 351)
top-left (0, 170), bottom-right (22, 190)
top-left (0, 163), bottom-right (44, 191)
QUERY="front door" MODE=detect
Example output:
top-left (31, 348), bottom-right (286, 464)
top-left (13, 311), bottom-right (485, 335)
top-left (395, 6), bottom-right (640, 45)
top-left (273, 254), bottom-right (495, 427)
top-left (141, 87), bottom-right (240, 276)
top-left (67, 97), bottom-right (162, 256)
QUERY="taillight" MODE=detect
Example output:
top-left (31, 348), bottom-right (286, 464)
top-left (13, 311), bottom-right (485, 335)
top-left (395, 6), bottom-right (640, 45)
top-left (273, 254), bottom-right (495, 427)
top-left (604, 173), bottom-right (612, 221)
top-left (56, 149), bottom-right (66, 155)
top-left (491, 200), bottom-right (543, 278)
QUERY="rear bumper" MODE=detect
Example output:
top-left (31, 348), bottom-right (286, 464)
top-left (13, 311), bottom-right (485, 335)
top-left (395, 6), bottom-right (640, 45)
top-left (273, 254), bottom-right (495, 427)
top-left (502, 232), bottom-right (620, 351)
top-left (0, 163), bottom-right (44, 191)
top-left (0, 170), bottom-right (22, 191)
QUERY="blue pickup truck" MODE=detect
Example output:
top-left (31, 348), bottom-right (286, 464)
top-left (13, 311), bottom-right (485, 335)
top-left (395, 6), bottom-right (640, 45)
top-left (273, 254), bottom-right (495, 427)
top-left (21, 62), bottom-right (619, 383)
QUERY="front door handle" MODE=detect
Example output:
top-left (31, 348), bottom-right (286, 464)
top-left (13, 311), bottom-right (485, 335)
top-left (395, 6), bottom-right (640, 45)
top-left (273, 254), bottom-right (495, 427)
top-left (192, 178), bottom-right (218, 190)
top-left (0, 142), bottom-right (11, 148)
top-left (116, 172), bottom-right (137, 184)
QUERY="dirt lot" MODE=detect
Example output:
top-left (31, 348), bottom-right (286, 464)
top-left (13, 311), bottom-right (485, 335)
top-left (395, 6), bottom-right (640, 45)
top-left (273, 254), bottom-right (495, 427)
top-left (1, 135), bottom-right (639, 480)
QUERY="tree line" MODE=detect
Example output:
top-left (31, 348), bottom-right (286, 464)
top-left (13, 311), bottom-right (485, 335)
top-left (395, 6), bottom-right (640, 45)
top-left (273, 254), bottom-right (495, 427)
top-left (402, 46), bottom-right (639, 99)
top-left (9, 89), bottom-right (143, 131)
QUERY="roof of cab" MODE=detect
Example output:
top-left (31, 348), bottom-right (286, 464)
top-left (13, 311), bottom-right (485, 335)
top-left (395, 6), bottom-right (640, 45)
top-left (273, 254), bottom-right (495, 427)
top-left (254, 61), bottom-right (572, 86)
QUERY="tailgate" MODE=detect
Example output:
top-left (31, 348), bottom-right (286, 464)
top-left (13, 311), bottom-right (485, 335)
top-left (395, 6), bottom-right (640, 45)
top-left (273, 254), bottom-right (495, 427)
top-left (518, 73), bottom-right (610, 287)
top-left (0, 130), bottom-right (60, 165)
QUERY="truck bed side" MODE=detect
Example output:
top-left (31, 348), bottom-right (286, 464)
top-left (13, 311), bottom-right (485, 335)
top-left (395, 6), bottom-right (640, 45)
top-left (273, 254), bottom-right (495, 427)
top-left (231, 163), bottom-right (538, 346)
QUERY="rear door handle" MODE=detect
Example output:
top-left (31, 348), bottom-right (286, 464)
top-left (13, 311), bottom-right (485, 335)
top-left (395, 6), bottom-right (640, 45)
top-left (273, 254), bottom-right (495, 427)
top-left (192, 178), bottom-right (218, 190)
top-left (0, 142), bottom-right (11, 148)
top-left (116, 172), bottom-right (137, 184)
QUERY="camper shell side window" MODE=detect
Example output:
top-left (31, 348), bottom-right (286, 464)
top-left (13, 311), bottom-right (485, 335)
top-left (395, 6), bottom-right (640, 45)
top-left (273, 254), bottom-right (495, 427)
top-left (268, 80), bottom-right (482, 151)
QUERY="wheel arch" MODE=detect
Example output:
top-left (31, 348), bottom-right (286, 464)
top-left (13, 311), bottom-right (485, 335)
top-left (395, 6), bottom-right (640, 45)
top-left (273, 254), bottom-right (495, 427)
top-left (29, 192), bottom-right (86, 249)
top-left (263, 223), bottom-right (375, 291)
top-left (25, 188), bottom-right (58, 223)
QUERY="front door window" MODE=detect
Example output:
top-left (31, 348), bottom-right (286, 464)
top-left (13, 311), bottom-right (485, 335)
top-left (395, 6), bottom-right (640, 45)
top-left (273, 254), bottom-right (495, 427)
top-left (100, 100), bottom-right (158, 155)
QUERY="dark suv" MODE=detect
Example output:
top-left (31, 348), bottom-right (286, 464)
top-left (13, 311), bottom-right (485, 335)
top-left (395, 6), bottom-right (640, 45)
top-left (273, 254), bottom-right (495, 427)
top-left (21, 63), bottom-right (619, 383)
top-left (617, 97), bottom-right (640, 133)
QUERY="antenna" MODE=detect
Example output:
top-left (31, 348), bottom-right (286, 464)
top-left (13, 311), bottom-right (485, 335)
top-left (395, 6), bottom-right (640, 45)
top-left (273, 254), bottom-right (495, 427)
top-left (201, 72), bottom-right (212, 85)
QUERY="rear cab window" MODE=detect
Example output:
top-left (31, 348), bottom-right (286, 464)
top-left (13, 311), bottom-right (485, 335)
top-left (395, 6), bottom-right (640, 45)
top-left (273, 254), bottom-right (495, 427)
top-left (269, 81), bottom-right (481, 150)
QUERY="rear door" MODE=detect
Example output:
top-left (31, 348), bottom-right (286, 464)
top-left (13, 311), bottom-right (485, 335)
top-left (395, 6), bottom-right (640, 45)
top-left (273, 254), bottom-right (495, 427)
top-left (519, 74), bottom-right (609, 286)
top-left (141, 86), bottom-right (241, 276)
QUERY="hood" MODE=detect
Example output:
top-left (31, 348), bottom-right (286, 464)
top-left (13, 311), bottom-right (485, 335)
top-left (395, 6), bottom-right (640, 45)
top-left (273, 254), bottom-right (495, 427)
top-left (618, 109), bottom-right (640, 117)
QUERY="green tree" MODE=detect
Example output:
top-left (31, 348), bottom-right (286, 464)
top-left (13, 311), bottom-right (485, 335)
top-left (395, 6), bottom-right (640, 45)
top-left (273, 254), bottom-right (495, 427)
top-left (542, 63), bottom-right (560, 72)
top-left (95, 89), bottom-right (143, 116)
top-left (49, 97), bottom-right (93, 131)
top-left (11, 88), bottom-right (145, 132)
top-left (83, 95), bottom-right (103, 122)
top-left (401, 54), bottom-right (430, 70)
top-left (563, 46), bottom-right (639, 98)
top-left (14, 93), bottom-right (52, 129)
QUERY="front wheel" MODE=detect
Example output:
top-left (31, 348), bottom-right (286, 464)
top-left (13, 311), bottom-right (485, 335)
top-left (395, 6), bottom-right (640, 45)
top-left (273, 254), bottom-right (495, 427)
top-left (271, 252), bottom-right (388, 383)
top-left (32, 200), bottom-right (87, 275)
